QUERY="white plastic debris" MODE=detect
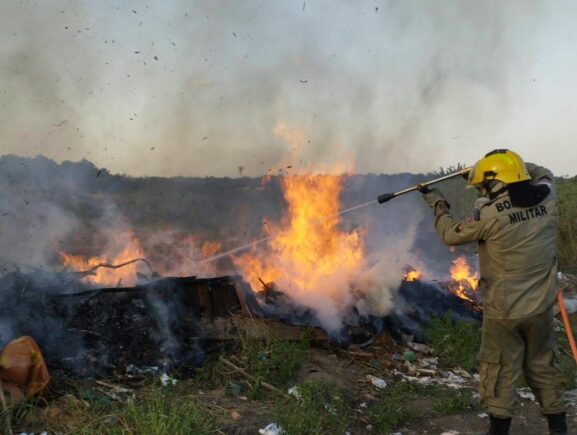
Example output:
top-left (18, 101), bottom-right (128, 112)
top-left (160, 373), bottom-right (178, 387)
top-left (562, 297), bottom-right (577, 314)
top-left (288, 386), bottom-right (301, 399)
top-left (393, 368), bottom-right (472, 389)
top-left (259, 423), bottom-right (284, 435)
top-left (517, 388), bottom-right (536, 401)
top-left (478, 412), bottom-right (489, 418)
top-left (452, 367), bottom-right (472, 378)
top-left (418, 357), bottom-right (439, 369)
top-left (441, 431), bottom-right (460, 435)
top-left (126, 364), bottom-right (159, 375)
top-left (366, 374), bottom-right (387, 389)
top-left (473, 374), bottom-right (481, 382)
top-left (446, 372), bottom-right (467, 384)
top-left (407, 342), bottom-right (433, 353)
top-left (564, 388), bottom-right (577, 403)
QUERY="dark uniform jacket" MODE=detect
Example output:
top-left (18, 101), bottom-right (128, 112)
top-left (426, 164), bottom-right (558, 320)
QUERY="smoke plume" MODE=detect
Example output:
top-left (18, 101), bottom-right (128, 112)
top-left (0, 1), bottom-right (554, 177)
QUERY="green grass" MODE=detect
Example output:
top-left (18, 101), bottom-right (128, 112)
top-left (122, 388), bottom-right (214, 434)
top-left (369, 386), bottom-right (411, 433)
top-left (83, 388), bottom-right (216, 435)
top-left (239, 331), bottom-right (310, 398)
top-left (274, 381), bottom-right (351, 435)
top-left (192, 328), bottom-right (311, 399)
top-left (557, 178), bottom-right (577, 273)
top-left (426, 311), bottom-right (481, 371)
top-left (369, 382), bottom-right (479, 433)
top-left (555, 323), bottom-right (577, 389)
top-left (11, 382), bottom-right (217, 435)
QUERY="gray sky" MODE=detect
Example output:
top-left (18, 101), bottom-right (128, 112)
top-left (1, 0), bottom-right (576, 177)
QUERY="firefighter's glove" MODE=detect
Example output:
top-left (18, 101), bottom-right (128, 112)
top-left (417, 183), bottom-right (431, 193)
top-left (421, 188), bottom-right (450, 217)
top-left (421, 188), bottom-right (445, 207)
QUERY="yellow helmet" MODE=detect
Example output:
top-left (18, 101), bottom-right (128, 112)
top-left (468, 149), bottom-right (530, 187)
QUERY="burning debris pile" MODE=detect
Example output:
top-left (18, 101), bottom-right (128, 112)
top-left (0, 166), bottom-right (483, 380)
top-left (0, 264), bottom-right (480, 378)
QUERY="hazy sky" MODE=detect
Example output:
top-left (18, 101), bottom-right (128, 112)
top-left (1, 0), bottom-right (576, 177)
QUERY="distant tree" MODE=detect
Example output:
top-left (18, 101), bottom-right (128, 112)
top-left (238, 166), bottom-right (245, 177)
top-left (432, 163), bottom-right (468, 177)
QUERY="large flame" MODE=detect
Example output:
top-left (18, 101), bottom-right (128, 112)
top-left (60, 232), bottom-right (145, 287)
top-left (448, 256), bottom-right (479, 302)
top-left (235, 173), bottom-right (364, 330)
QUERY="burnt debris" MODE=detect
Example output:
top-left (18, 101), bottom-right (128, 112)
top-left (0, 271), bottom-right (480, 378)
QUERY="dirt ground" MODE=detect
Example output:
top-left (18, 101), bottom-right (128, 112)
top-left (405, 403), bottom-right (577, 435)
top-left (211, 344), bottom-right (577, 434)
top-left (11, 332), bottom-right (577, 434)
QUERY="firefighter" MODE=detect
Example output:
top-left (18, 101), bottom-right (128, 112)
top-left (420, 149), bottom-right (567, 435)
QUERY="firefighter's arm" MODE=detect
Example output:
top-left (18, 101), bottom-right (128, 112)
top-left (421, 189), bottom-right (496, 246)
top-left (525, 162), bottom-right (554, 186)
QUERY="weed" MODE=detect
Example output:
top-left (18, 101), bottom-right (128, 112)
top-left (556, 324), bottom-right (577, 389)
top-left (274, 381), bottom-right (351, 435)
top-left (240, 330), bottom-right (310, 397)
top-left (369, 392), bottom-right (410, 433)
top-left (16, 383), bottom-right (218, 435)
top-left (557, 178), bottom-right (577, 273)
top-left (426, 311), bottom-right (481, 371)
top-left (193, 356), bottom-right (223, 389)
top-left (120, 388), bottom-right (214, 435)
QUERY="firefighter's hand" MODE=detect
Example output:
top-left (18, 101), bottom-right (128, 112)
top-left (421, 188), bottom-right (448, 209)
top-left (417, 183), bottom-right (431, 193)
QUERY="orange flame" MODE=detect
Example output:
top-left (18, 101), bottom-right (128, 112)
top-left (404, 270), bottom-right (422, 282)
top-left (201, 241), bottom-right (222, 258)
top-left (60, 232), bottom-right (145, 287)
top-left (235, 173), bottom-right (364, 311)
top-left (448, 256), bottom-right (479, 302)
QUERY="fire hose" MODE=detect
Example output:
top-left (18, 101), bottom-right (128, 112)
top-left (558, 291), bottom-right (577, 365)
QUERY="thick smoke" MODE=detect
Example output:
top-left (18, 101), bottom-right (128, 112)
top-left (352, 206), bottom-right (423, 318)
top-left (0, 1), bottom-right (551, 177)
top-left (0, 0), bottom-right (505, 338)
top-left (0, 157), bottom-right (80, 271)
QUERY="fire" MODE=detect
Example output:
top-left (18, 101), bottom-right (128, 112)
top-left (201, 241), bottom-right (222, 259)
top-left (448, 256), bottom-right (479, 302)
top-left (404, 269), bottom-right (422, 282)
top-left (60, 230), bottom-right (224, 287)
top-left (60, 232), bottom-right (145, 287)
top-left (234, 173), bottom-right (364, 327)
